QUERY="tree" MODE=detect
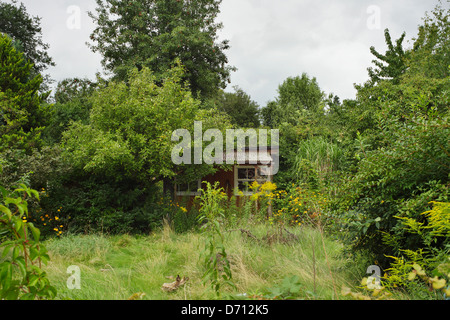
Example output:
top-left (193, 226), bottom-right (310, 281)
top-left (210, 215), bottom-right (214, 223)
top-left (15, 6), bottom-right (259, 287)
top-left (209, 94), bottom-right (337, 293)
top-left (261, 73), bottom-right (325, 128)
top-left (277, 73), bottom-right (324, 114)
top-left (0, 33), bottom-right (44, 152)
top-left (62, 64), bottom-right (231, 185)
top-left (0, 1), bottom-right (55, 89)
top-left (334, 2), bottom-right (450, 267)
top-left (43, 77), bottom-right (100, 144)
top-left (88, 0), bottom-right (235, 99)
top-left (366, 28), bottom-right (408, 85)
top-left (261, 101), bottom-right (278, 128)
top-left (57, 65), bottom-right (232, 233)
top-left (408, 1), bottom-right (449, 79)
top-left (216, 86), bottom-right (260, 128)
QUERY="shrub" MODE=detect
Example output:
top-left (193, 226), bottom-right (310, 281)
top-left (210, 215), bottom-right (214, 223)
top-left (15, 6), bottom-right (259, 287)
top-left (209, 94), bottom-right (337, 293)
top-left (334, 110), bottom-right (449, 266)
top-left (0, 178), bottom-right (56, 299)
top-left (196, 182), bottom-right (235, 297)
top-left (272, 185), bottom-right (328, 228)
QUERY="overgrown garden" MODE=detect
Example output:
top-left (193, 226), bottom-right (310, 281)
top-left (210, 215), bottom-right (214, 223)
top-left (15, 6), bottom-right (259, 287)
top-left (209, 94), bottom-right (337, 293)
top-left (0, 0), bottom-right (448, 300)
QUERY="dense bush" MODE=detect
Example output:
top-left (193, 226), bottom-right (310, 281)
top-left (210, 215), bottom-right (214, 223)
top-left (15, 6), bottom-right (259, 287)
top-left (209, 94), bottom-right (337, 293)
top-left (0, 177), bottom-right (56, 299)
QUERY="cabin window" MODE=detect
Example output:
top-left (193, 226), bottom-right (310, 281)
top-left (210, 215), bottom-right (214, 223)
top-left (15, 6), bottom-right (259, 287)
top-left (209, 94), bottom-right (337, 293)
top-left (176, 180), bottom-right (201, 196)
top-left (235, 166), bottom-right (270, 195)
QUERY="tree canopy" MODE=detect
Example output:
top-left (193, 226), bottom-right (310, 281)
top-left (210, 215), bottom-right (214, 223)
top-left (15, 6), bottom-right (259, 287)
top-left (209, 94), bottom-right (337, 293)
top-left (0, 0), bottom-right (55, 89)
top-left (62, 64), bottom-right (231, 185)
top-left (0, 33), bottom-right (44, 152)
top-left (88, 0), bottom-right (235, 99)
top-left (215, 86), bottom-right (260, 128)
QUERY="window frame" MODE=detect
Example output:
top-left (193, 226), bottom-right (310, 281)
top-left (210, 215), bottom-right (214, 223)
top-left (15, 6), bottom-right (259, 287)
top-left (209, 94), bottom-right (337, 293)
top-left (175, 179), bottom-right (202, 197)
top-left (234, 165), bottom-right (271, 196)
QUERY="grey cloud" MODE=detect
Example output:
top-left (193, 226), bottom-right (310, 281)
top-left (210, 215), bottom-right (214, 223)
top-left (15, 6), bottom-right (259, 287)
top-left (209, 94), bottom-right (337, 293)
top-left (8, 0), bottom-right (441, 105)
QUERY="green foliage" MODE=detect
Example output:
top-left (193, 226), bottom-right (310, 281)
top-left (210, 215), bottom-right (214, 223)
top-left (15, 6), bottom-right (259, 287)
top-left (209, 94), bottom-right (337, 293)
top-left (330, 2), bottom-right (449, 269)
top-left (262, 275), bottom-right (304, 300)
top-left (366, 28), bottom-right (408, 85)
top-left (62, 65), bottom-right (228, 184)
top-left (88, 0), bottom-right (235, 99)
top-left (0, 33), bottom-right (45, 153)
top-left (196, 182), bottom-right (235, 298)
top-left (380, 202), bottom-right (450, 289)
top-left (293, 136), bottom-right (346, 189)
top-left (44, 77), bottom-right (99, 144)
top-left (260, 73), bottom-right (335, 188)
top-left (42, 174), bottom-right (168, 235)
top-left (261, 73), bottom-right (324, 127)
top-left (408, 2), bottom-right (449, 79)
top-left (336, 109), bottom-right (449, 265)
top-left (0, 180), bottom-right (56, 299)
top-left (0, 0), bottom-right (55, 88)
top-left (383, 257), bottom-right (450, 299)
top-left (215, 86), bottom-right (260, 128)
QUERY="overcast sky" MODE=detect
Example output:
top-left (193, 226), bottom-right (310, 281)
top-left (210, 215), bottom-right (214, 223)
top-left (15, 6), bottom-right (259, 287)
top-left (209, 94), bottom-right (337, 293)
top-left (6, 0), bottom-right (442, 106)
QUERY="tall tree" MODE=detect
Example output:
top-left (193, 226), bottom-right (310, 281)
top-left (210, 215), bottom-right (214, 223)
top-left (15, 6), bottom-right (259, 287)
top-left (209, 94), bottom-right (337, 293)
top-left (366, 28), bottom-right (408, 85)
top-left (216, 86), bottom-right (260, 128)
top-left (408, 1), bottom-right (449, 79)
top-left (62, 65), bottom-right (231, 184)
top-left (277, 73), bottom-right (324, 114)
top-left (261, 73), bottom-right (324, 127)
top-left (0, 0), bottom-right (55, 89)
top-left (88, 0), bottom-right (234, 99)
top-left (0, 33), bottom-right (44, 152)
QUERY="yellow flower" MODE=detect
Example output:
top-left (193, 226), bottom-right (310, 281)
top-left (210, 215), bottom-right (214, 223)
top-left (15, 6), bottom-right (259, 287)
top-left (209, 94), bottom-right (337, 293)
top-left (250, 180), bottom-right (260, 190)
top-left (250, 193), bottom-right (260, 201)
top-left (180, 207), bottom-right (187, 213)
top-left (55, 216), bottom-right (59, 220)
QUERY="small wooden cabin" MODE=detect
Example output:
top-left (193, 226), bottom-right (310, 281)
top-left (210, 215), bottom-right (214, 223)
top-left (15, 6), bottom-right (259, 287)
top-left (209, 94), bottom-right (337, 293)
top-left (174, 146), bottom-right (279, 206)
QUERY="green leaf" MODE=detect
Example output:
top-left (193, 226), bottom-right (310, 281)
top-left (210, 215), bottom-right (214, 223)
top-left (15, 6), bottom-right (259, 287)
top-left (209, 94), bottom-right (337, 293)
top-left (14, 217), bottom-right (23, 232)
top-left (28, 223), bottom-right (40, 242)
top-left (29, 247), bottom-right (38, 261)
top-left (29, 189), bottom-right (40, 201)
top-left (0, 186), bottom-right (8, 198)
top-left (1, 242), bottom-right (14, 258)
top-left (0, 205), bottom-right (12, 220)
top-left (0, 263), bottom-right (13, 290)
top-left (28, 274), bottom-right (39, 287)
top-left (20, 292), bottom-right (35, 300)
top-left (15, 257), bottom-right (26, 277)
top-left (12, 246), bottom-right (20, 260)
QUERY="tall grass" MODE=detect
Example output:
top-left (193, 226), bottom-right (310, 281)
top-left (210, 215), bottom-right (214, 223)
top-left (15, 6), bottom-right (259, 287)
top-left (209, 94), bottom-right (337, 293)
top-left (293, 136), bottom-right (345, 188)
top-left (42, 222), bottom-right (360, 300)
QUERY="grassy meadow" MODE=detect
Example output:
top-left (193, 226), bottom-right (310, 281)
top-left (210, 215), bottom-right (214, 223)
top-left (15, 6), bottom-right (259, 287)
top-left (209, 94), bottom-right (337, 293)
top-left (42, 222), bottom-right (361, 300)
